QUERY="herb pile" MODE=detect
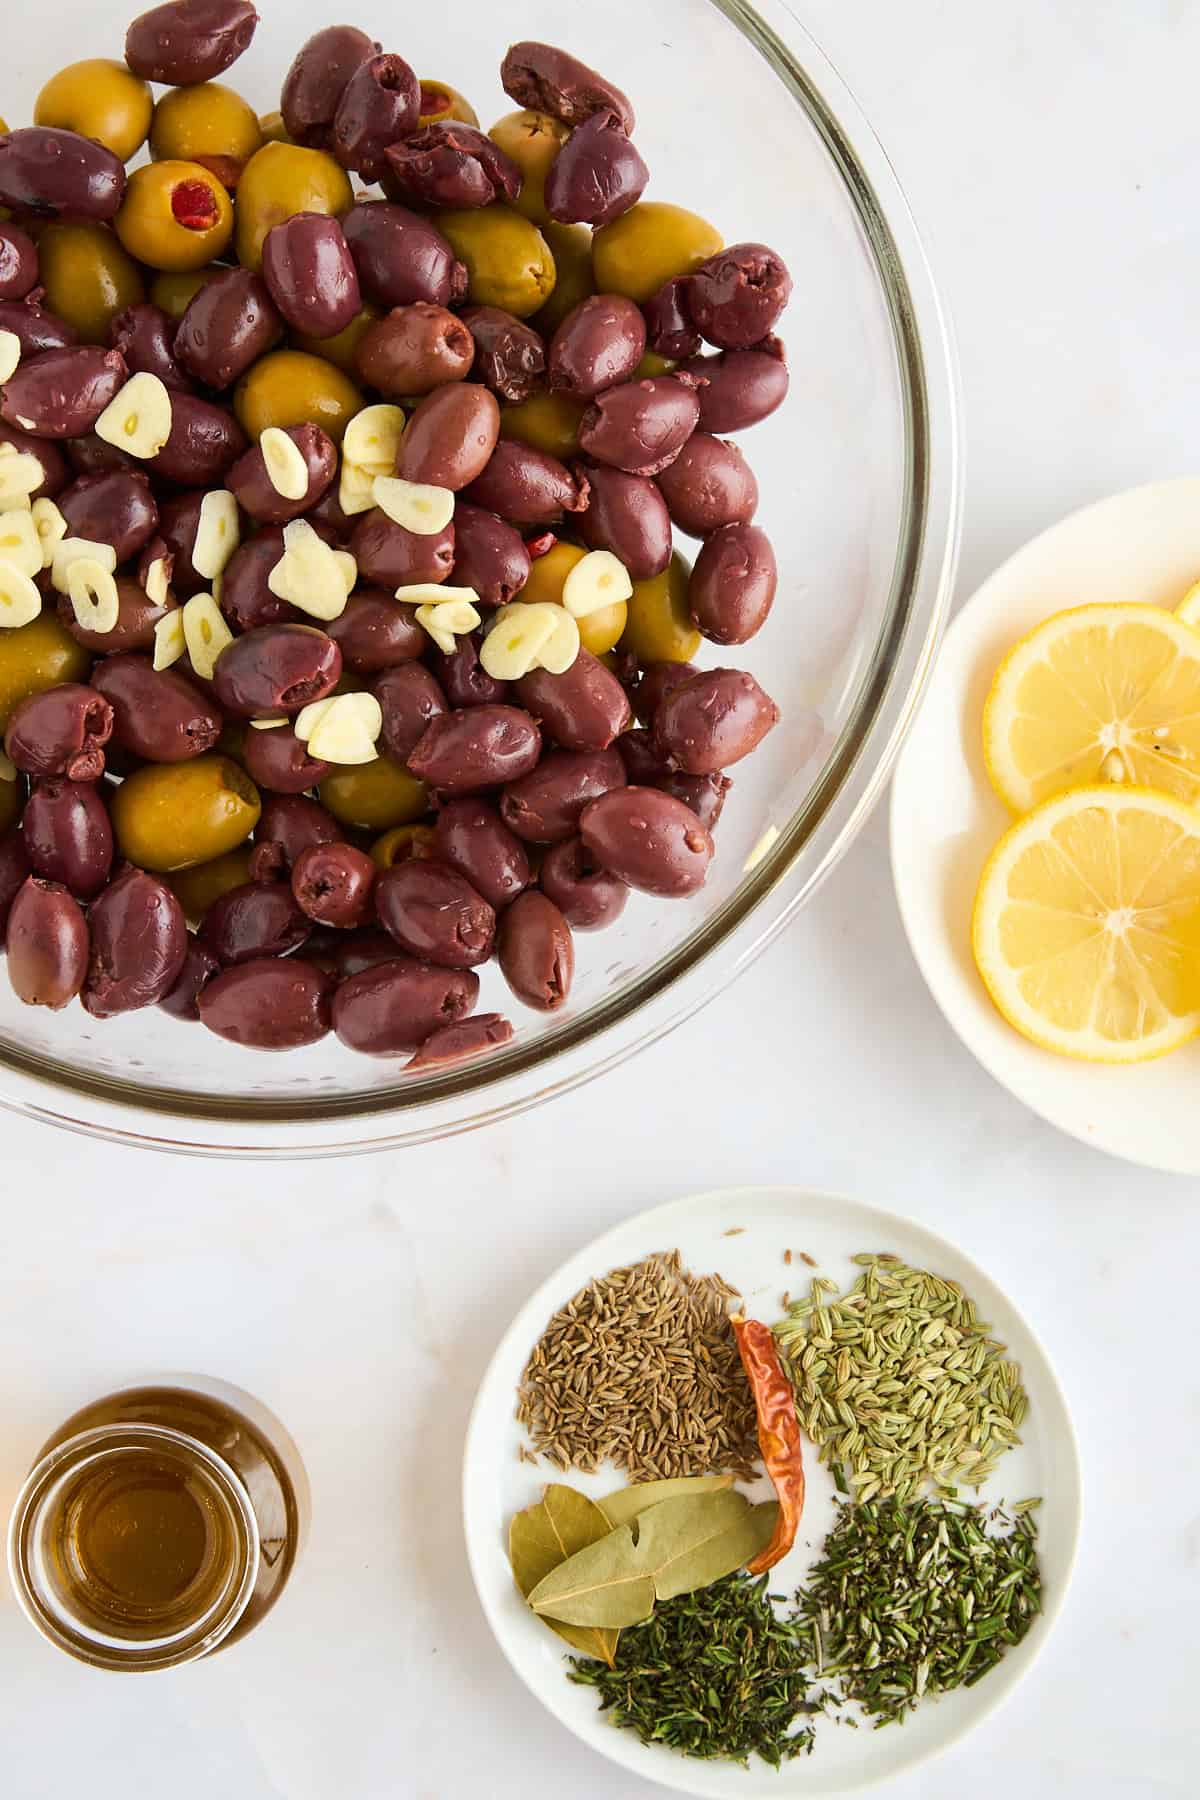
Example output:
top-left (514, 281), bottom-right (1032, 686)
top-left (774, 1255), bottom-right (1027, 1501)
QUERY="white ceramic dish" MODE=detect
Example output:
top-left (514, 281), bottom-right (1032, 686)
top-left (890, 477), bottom-right (1200, 1175)
top-left (462, 1186), bottom-right (1081, 1797)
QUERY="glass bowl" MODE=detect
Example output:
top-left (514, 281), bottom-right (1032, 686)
top-left (0, 0), bottom-right (961, 1155)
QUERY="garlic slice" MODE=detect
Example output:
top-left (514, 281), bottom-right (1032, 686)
top-left (182, 591), bottom-right (234, 680)
top-left (373, 475), bottom-right (454, 536)
top-left (562, 548), bottom-right (633, 619)
top-left (152, 607), bottom-right (186, 672)
top-left (30, 498), bottom-right (68, 569)
top-left (94, 372), bottom-right (173, 460)
top-left (342, 403), bottom-right (406, 473)
top-left (415, 597), bottom-right (481, 655)
top-left (479, 601), bottom-right (558, 681)
top-left (0, 508), bottom-right (43, 579)
top-left (0, 563), bottom-right (41, 628)
top-left (67, 559), bottom-right (120, 635)
top-left (260, 426), bottom-right (309, 501)
top-left (191, 490), bottom-right (240, 581)
top-left (52, 536), bottom-right (117, 596)
top-left (267, 518), bottom-right (349, 622)
top-left (304, 692), bottom-right (382, 765)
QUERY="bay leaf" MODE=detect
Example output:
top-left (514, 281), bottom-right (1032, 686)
top-left (508, 1484), bottom-right (619, 1664)
top-left (599, 1473), bottom-right (733, 1528)
top-left (637, 1493), bottom-right (781, 1600)
top-left (527, 1524), bottom-right (657, 1629)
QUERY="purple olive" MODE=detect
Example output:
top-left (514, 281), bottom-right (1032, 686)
top-left (150, 392), bottom-right (247, 485)
top-left (0, 346), bottom-right (126, 439)
top-left (658, 769), bottom-right (732, 830)
top-left (655, 433), bottom-right (758, 536)
top-left (688, 523), bottom-right (777, 644)
top-left (0, 827), bottom-right (32, 943)
top-left (158, 935), bottom-right (221, 1020)
top-left (343, 201), bottom-right (467, 310)
top-left (460, 305), bottom-right (545, 403)
top-left (350, 508), bottom-right (455, 588)
top-left (499, 747), bottom-right (626, 844)
top-left (642, 278), bottom-right (700, 361)
top-left (517, 650), bottom-right (631, 752)
top-left (575, 462), bottom-right (671, 579)
top-left (57, 576), bottom-right (174, 655)
top-left (240, 722), bottom-right (329, 794)
top-left (109, 303), bottom-right (194, 392)
top-left (198, 956), bottom-right (333, 1049)
top-left (291, 841), bottom-right (376, 928)
top-left (333, 955), bottom-right (479, 1055)
top-left (433, 797), bottom-right (530, 909)
top-left (496, 889), bottom-right (573, 1011)
top-left (396, 382), bottom-right (500, 489)
top-left (407, 705), bottom-right (541, 793)
top-left (616, 725), bottom-right (672, 786)
top-left (332, 53), bottom-right (420, 183)
top-left (200, 878), bottom-right (312, 963)
top-left (463, 440), bottom-right (588, 525)
top-left (281, 25), bottom-right (379, 147)
top-left (22, 778), bottom-right (113, 898)
top-left (376, 662), bottom-right (449, 762)
top-left (5, 685), bottom-right (113, 781)
top-left (261, 211), bottom-right (361, 340)
top-left (0, 128), bottom-right (126, 220)
top-left (406, 1010), bottom-right (513, 1069)
top-left (255, 791), bottom-right (340, 868)
top-left (219, 529), bottom-right (296, 631)
top-left (686, 242), bottom-right (792, 349)
top-left (326, 589), bottom-right (425, 673)
top-left (450, 503), bottom-right (531, 607)
top-left (227, 422), bottom-right (336, 524)
top-left (58, 470), bottom-right (158, 564)
top-left (211, 624), bottom-right (342, 719)
top-left (6, 876), bottom-right (89, 1008)
top-left (376, 859), bottom-right (495, 968)
top-left (653, 667), bottom-right (780, 772)
top-left (683, 340), bottom-right (789, 433)
top-left (635, 659), bottom-right (699, 726)
top-left (549, 295), bottom-right (645, 398)
top-left (384, 123), bottom-right (521, 210)
top-left (355, 303), bottom-right (474, 398)
top-left (539, 834), bottom-right (627, 930)
top-left (545, 111), bottom-right (648, 228)
top-left (92, 655), bottom-right (223, 763)
top-left (0, 221), bottom-right (39, 300)
top-left (580, 785), bottom-right (713, 897)
top-left (82, 867), bottom-right (187, 1017)
top-left (125, 0), bottom-right (259, 84)
top-left (174, 267), bottom-right (282, 388)
top-left (501, 41), bottom-right (635, 132)
top-left (577, 376), bottom-right (700, 477)
top-left (432, 635), bottom-right (510, 709)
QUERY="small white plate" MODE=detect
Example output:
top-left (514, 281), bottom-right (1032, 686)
top-left (890, 477), bottom-right (1200, 1174)
top-left (462, 1187), bottom-right (1081, 1798)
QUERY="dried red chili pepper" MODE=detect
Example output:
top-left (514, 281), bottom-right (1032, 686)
top-left (731, 1314), bottom-right (804, 1573)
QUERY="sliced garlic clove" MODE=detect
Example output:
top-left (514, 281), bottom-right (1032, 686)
top-left (0, 330), bottom-right (21, 385)
top-left (536, 605), bottom-right (581, 675)
top-left (293, 696), bottom-right (338, 743)
top-left (342, 403), bottom-right (406, 473)
top-left (414, 597), bottom-right (481, 656)
top-left (30, 498), bottom-right (68, 570)
top-left (479, 601), bottom-right (558, 681)
top-left (394, 583), bottom-right (480, 607)
top-left (248, 717), bottom-right (288, 730)
top-left (191, 490), bottom-right (240, 581)
top-left (267, 519), bottom-right (349, 621)
top-left (260, 426), bottom-right (309, 501)
top-left (0, 563), bottom-right (42, 628)
top-left (338, 456), bottom-right (379, 517)
top-left (52, 536), bottom-right (117, 597)
top-left (93, 371), bottom-right (173, 461)
top-left (373, 475), bottom-right (454, 536)
top-left (304, 691), bottom-right (383, 765)
top-left (143, 554), bottom-right (171, 607)
top-left (334, 549), bottom-right (357, 594)
top-left (0, 449), bottom-right (43, 509)
top-left (562, 548), bottom-right (633, 619)
top-left (182, 591), bottom-right (234, 681)
top-left (67, 558), bottom-right (120, 636)
top-left (152, 607), bottom-right (186, 672)
top-left (0, 507), bottom-right (43, 579)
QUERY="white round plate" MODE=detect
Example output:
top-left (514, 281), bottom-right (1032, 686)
top-left (890, 477), bottom-right (1200, 1175)
top-left (462, 1187), bottom-right (1081, 1797)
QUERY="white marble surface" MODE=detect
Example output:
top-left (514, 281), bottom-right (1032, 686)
top-left (2, 2), bottom-right (1199, 1795)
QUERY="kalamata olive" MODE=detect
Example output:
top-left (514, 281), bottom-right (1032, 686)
top-left (517, 649), bottom-right (631, 751)
top-left (658, 769), bottom-right (732, 830)
top-left (82, 867), bottom-right (187, 1018)
top-left (281, 25), bottom-right (379, 146)
top-left (58, 470), bottom-right (158, 564)
top-left (463, 440), bottom-right (588, 525)
top-left (654, 667), bottom-right (780, 772)
top-left (384, 123), bottom-right (521, 210)
top-left (0, 421), bottom-right (68, 499)
top-left (198, 956), bottom-right (333, 1049)
top-left (333, 954), bottom-right (479, 1055)
top-left (350, 508), bottom-right (455, 588)
top-left (396, 382), bottom-right (500, 490)
top-left (218, 529), bottom-right (295, 631)
top-left (6, 876), bottom-right (89, 1008)
top-left (642, 277), bottom-right (700, 360)
top-left (174, 268), bottom-right (281, 389)
top-left (326, 589), bottom-right (425, 673)
top-left (406, 1010), bottom-right (513, 1069)
top-left (575, 462), bottom-right (671, 579)
top-left (577, 375), bottom-right (700, 477)
top-left (227, 422), bottom-right (336, 524)
top-left (407, 704), bottom-right (541, 792)
top-left (291, 841), bottom-right (376, 928)
top-left (261, 212), bottom-right (361, 340)
top-left (240, 722), bottom-right (329, 794)
top-left (5, 684), bottom-right (112, 781)
top-left (150, 392), bottom-right (247, 485)
top-left (159, 934), bottom-right (221, 1019)
top-left (332, 53), bottom-right (420, 183)
top-left (125, 0), bottom-right (259, 84)
top-left (0, 222), bottom-right (39, 300)
top-left (0, 128), bottom-right (126, 221)
top-left (58, 576), bottom-right (174, 655)
top-left (343, 201), bottom-right (467, 310)
top-left (460, 306), bottom-right (545, 403)
top-left (549, 295), bottom-right (645, 397)
top-left (655, 433), bottom-right (758, 536)
top-left (545, 111), bottom-right (647, 229)
top-left (376, 858), bottom-right (494, 967)
top-left (22, 777), bottom-right (113, 898)
top-left (686, 243), bottom-right (792, 350)
top-left (683, 340), bottom-right (789, 432)
top-left (580, 785), bottom-right (713, 896)
top-left (0, 346), bottom-right (126, 439)
top-left (635, 660), bottom-right (698, 725)
top-left (200, 878), bottom-right (312, 963)
top-left (449, 504), bottom-right (530, 607)
top-left (0, 828), bottom-right (32, 943)
top-left (211, 623), bottom-right (342, 719)
top-left (433, 635), bottom-right (510, 708)
top-left (317, 926), bottom-right (397, 979)
top-left (501, 41), bottom-right (635, 133)
top-left (499, 746), bottom-right (625, 844)
top-left (306, 484), bottom-right (353, 542)
top-left (540, 834), bottom-right (627, 930)
top-left (92, 655), bottom-right (223, 763)
top-left (65, 431), bottom-right (136, 477)
top-left (433, 796), bottom-right (530, 908)
top-left (616, 726), bottom-right (672, 785)
top-left (354, 303), bottom-right (473, 398)
top-left (375, 662), bottom-right (448, 763)
top-left (109, 303), bottom-right (194, 393)
top-left (256, 791), bottom-right (340, 869)
top-left (496, 888), bottom-right (573, 1010)
top-left (689, 522), bottom-right (777, 644)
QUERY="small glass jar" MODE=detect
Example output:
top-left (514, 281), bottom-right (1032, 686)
top-left (7, 1381), bottom-right (308, 1672)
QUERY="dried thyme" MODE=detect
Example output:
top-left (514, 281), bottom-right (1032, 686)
top-left (774, 1254), bottom-right (1027, 1500)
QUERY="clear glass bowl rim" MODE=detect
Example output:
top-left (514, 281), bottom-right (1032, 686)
top-left (0, 0), bottom-right (963, 1157)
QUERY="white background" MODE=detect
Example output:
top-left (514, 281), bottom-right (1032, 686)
top-left (2, 2), bottom-right (1198, 1796)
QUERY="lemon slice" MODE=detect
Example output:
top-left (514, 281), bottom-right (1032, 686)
top-left (982, 603), bottom-right (1200, 811)
top-left (1175, 578), bottom-right (1200, 627)
top-left (972, 784), bottom-right (1200, 1061)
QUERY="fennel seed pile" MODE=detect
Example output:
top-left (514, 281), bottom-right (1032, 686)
top-left (774, 1255), bottom-right (1027, 1501)
top-left (516, 1250), bottom-right (760, 1481)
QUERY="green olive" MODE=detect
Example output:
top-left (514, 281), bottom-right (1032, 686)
top-left (0, 613), bottom-right (91, 733)
top-left (635, 350), bottom-right (676, 379)
top-left (592, 202), bottom-right (724, 305)
top-left (235, 141), bottom-right (354, 273)
top-left (36, 221), bottom-right (144, 345)
top-left (620, 552), bottom-right (701, 665)
top-left (499, 389), bottom-right (586, 463)
top-left (292, 304), bottom-right (382, 379)
top-left (321, 756), bottom-right (428, 833)
top-left (150, 82), bottom-right (264, 190)
top-left (115, 160), bottom-right (234, 272)
top-left (436, 205), bottom-right (556, 319)
top-left (521, 542), bottom-right (626, 657)
top-left (0, 774), bottom-right (20, 835)
top-left (258, 110), bottom-right (291, 145)
top-left (35, 59), bottom-right (153, 162)
top-left (149, 266), bottom-right (223, 323)
top-left (110, 756), bottom-right (261, 873)
top-left (488, 110), bottom-right (569, 227)
top-left (531, 222), bottom-right (594, 336)
top-left (166, 847), bottom-right (255, 923)
top-left (418, 80), bottom-right (479, 129)
top-left (234, 349), bottom-right (362, 443)
top-left (370, 822), bottom-right (436, 869)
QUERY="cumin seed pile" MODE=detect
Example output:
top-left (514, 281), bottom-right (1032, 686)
top-left (516, 1250), bottom-right (761, 1481)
